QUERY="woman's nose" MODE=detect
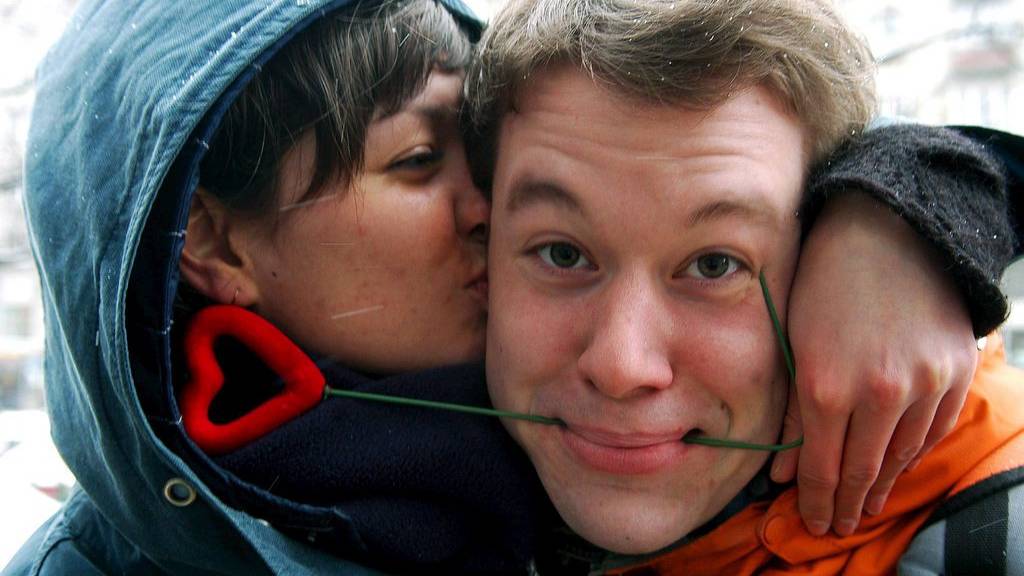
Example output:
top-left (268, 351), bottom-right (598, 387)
top-left (452, 152), bottom-right (490, 243)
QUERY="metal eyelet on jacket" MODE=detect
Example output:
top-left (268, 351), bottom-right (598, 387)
top-left (163, 478), bottom-right (197, 507)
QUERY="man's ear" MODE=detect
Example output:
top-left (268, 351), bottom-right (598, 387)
top-left (179, 188), bottom-right (260, 307)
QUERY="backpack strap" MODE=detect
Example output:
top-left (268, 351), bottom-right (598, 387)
top-left (901, 455), bottom-right (1024, 575)
top-left (945, 468), bottom-right (1024, 575)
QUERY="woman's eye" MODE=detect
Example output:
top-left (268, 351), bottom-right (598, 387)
top-left (686, 253), bottom-right (740, 279)
top-left (390, 147), bottom-right (442, 171)
top-left (538, 242), bottom-right (591, 270)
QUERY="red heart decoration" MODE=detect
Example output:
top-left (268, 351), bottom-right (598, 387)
top-left (179, 305), bottom-right (325, 455)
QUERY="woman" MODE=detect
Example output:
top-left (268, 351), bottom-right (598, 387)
top-left (9, 1), bottom-right (534, 573)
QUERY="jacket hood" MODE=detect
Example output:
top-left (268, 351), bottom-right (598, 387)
top-left (23, 1), bottom-right (482, 573)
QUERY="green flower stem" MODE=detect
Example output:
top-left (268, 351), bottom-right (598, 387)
top-left (323, 270), bottom-right (803, 452)
top-left (683, 435), bottom-right (804, 452)
top-left (324, 387), bottom-right (564, 426)
top-left (760, 270), bottom-right (796, 382)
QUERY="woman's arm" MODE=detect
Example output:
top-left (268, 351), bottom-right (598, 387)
top-left (774, 124), bottom-right (1019, 537)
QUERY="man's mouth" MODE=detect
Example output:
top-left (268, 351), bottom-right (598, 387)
top-left (559, 423), bottom-right (703, 475)
top-left (568, 424), bottom-right (690, 447)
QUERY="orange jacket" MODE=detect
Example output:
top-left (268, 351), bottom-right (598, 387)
top-left (611, 334), bottom-right (1024, 575)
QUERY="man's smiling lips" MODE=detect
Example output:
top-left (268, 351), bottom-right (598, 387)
top-left (559, 423), bottom-right (699, 475)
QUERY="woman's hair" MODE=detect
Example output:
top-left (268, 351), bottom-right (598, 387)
top-left (200, 0), bottom-right (475, 218)
top-left (466, 0), bottom-right (876, 188)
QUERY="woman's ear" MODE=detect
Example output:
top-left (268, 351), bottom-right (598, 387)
top-left (179, 188), bottom-right (260, 307)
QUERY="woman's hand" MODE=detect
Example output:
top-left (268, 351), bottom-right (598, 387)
top-left (773, 192), bottom-right (979, 536)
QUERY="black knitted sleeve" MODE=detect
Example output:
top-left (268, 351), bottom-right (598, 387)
top-left (803, 124), bottom-right (1015, 337)
top-left (952, 125), bottom-right (1024, 257)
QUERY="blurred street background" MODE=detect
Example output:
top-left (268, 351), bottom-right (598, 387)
top-left (1, 0), bottom-right (1022, 566)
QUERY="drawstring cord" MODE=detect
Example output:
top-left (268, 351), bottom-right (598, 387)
top-left (326, 271), bottom-right (803, 452)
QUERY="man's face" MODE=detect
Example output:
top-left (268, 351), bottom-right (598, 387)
top-left (486, 66), bottom-right (808, 553)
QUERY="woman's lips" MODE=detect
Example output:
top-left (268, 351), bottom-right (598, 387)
top-left (560, 424), bottom-right (694, 475)
top-left (466, 271), bottom-right (488, 306)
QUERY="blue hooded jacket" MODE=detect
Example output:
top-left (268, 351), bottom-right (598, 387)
top-left (0, 1), bottom-right (534, 574)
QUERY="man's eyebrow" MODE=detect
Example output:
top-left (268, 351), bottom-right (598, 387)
top-left (687, 197), bottom-right (783, 227)
top-left (505, 180), bottom-right (584, 215)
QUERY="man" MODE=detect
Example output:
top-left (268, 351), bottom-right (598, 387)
top-left (470, 0), bottom-right (1024, 572)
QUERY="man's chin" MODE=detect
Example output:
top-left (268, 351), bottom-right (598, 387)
top-left (557, 501), bottom-right (702, 556)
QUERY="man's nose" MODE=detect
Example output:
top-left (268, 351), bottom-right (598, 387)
top-left (577, 275), bottom-right (674, 399)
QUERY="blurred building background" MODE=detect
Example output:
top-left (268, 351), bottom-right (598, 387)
top-left (1, 0), bottom-right (74, 414)
top-left (0, 0), bottom-right (1022, 564)
top-left (842, 0), bottom-right (1023, 132)
top-left (0, 0), bottom-right (77, 563)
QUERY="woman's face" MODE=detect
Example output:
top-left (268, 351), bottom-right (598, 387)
top-left (235, 71), bottom-right (490, 374)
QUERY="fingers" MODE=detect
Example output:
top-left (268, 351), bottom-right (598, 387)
top-left (857, 396), bottom-right (936, 518)
top-left (918, 388), bottom-right (968, 457)
top-left (792, 364), bottom-right (972, 537)
top-left (863, 358), bottom-right (974, 517)
top-left (830, 400), bottom-right (902, 536)
top-left (917, 359), bottom-right (974, 457)
top-left (795, 381), bottom-right (851, 536)
top-left (771, 383), bottom-right (803, 483)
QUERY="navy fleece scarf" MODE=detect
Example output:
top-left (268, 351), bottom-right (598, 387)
top-left (179, 329), bottom-right (547, 573)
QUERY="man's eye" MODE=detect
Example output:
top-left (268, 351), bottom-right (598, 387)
top-left (686, 253), bottom-right (739, 279)
top-left (538, 243), bottom-right (591, 269)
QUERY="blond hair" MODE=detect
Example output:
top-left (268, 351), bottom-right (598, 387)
top-left (467, 0), bottom-right (875, 178)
